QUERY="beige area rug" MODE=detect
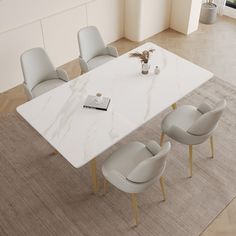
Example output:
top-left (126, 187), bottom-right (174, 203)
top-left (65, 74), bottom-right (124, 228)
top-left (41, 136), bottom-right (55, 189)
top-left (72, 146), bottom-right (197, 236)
top-left (0, 77), bottom-right (235, 236)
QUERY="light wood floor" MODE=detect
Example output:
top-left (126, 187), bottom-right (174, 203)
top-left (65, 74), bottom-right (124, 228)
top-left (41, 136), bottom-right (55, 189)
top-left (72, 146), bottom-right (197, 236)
top-left (0, 15), bottom-right (236, 235)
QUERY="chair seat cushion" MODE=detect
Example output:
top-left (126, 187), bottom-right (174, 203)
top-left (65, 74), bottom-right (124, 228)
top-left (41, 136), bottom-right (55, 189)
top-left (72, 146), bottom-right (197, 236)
top-left (102, 142), bottom-right (153, 178)
top-left (162, 105), bottom-right (202, 133)
top-left (87, 55), bottom-right (115, 70)
top-left (31, 79), bottom-right (66, 97)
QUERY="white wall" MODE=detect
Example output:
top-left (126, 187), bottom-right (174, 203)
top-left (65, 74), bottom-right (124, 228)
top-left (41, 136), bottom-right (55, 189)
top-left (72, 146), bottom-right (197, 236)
top-left (0, 0), bottom-right (124, 92)
top-left (170, 0), bottom-right (202, 35)
top-left (124, 0), bottom-right (141, 41)
top-left (41, 5), bottom-right (87, 66)
top-left (139, 0), bottom-right (171, 40)
top-left (0, 22), bottom-right (44, 93)
top-left (0, 0), bottom-right (91, 33)
top-left (87, 0), bottom-right (125, 44)
top-left (125, 0), bottom-right (171, 42)
top-left (171, 0), bottom-right (192, 34)
top-left (187, 0), bottom-right (202, 34)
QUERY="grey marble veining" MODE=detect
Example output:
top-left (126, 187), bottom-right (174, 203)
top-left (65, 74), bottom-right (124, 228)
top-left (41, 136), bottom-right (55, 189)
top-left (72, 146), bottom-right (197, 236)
top-left (17, 42), bottom-right (213, 168)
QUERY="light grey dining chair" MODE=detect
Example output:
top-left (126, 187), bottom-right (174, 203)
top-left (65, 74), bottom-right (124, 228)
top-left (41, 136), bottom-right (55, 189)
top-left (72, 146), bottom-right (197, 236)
top-left (77, 26), bottom-right (118, 74)
top-left (21, 48), bottom-right (69, 100)
top-left (160, 100), bottom-right (227, 177)
top-left (102, 140), bottom-right (171, 226)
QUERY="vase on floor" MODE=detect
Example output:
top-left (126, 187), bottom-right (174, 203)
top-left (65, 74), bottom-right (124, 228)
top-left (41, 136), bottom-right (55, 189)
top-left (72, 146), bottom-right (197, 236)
top-left (200, 2), bottom-right (218, 24)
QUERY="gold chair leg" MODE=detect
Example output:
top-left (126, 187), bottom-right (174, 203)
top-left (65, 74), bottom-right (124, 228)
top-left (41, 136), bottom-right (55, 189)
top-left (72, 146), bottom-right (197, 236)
top-left (210, 136), bottom-right (214, 158)
top-left (160, 132), bottom-right (165, 146)
top-left (189, 145), bottom-right (193, 178)
top-left (90, 159), bottom-right (98, 193)
top-left (171, 103), bottom-right (177, 110)
top-left (131, 193), bottom-right (139, 226)
top-left (104, 178), bottom-right (108, 194)
top-left (159, 176), bottom-right (166, 201)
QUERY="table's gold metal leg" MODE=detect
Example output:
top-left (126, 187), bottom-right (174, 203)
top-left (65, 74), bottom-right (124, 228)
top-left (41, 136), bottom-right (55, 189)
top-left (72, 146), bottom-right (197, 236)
top-left (171, 103), bottom-right (177, 110)
top-left (90, 159), bottom-right (98, 193)
top-left (160, 132), bottom-right (165, 146)
top-left (159, 176), bottom-right (166, 201)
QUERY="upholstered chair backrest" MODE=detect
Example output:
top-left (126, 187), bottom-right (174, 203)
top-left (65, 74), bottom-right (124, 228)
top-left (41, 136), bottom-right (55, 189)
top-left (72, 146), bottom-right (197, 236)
top-left (126, 142), bottom-right (171, 183)
top-left (21, 48), bottom-right (56, 91)
top-left (78, 26), bottom-right (106, 62)
top-left (188, 100), bottom-right (227, 136)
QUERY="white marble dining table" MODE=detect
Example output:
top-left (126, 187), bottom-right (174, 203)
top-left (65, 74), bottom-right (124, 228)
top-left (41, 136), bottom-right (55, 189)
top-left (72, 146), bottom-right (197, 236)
top-left (17, 42), bottom-right (213, 192)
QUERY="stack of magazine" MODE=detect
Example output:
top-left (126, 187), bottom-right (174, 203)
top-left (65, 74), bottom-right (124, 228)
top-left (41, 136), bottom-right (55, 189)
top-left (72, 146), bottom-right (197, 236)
top-left (83, 95), bottom-right (111, 111)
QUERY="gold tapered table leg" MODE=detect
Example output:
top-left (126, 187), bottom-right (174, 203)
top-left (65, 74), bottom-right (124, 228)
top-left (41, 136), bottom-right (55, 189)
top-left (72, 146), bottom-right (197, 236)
top-left (189, 145), bottom-right (193, 178)
top-left (90, 159), bottom-right (98, 193)
top-left (159, 176), bottom-right (166, 201)
top-left (210, 136), bottom-right (214, 158)
top-left (171, 103), bottom-right (177, 110)
top-left (131, 193), bottom-right (139, 226)
top-left (104, 178), bottom-right (108, 194)
top-left (160, 132), bottom-right (165, 146)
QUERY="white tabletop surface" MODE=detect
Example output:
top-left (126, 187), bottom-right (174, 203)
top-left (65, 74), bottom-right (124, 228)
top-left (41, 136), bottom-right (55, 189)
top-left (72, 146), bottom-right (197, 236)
top-left (17, 42), bottom-right (213, 168)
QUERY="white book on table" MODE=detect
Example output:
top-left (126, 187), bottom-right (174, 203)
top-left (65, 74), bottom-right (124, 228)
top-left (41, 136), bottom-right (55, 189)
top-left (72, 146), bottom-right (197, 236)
top-left (83, 95), bottom-right (111, 111)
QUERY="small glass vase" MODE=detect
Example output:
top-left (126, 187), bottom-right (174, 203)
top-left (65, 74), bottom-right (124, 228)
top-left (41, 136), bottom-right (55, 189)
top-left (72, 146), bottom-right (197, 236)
top-left (142, 62), bottom-right (150, 75)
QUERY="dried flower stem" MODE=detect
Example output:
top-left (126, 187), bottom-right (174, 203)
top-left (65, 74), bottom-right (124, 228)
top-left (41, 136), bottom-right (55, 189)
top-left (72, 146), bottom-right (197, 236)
top-left (129, 49), bottom-right (155, 63)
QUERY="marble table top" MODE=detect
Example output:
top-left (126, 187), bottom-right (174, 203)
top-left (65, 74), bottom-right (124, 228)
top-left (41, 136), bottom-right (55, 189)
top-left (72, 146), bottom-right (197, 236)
top-left (17, 42), bottom-right (213, 168)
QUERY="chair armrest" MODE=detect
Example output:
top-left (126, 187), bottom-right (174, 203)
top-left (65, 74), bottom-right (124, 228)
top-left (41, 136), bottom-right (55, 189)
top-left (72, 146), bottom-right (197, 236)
top-left (146, 140), bottom-right (161, 155)
top-left (23, 83), bottom-right (33, 100)
top-left (168, 125), bottom-right (210, 145)
top-left (56, 68), bottom-right (69, 82)
top-left (167, 125), bottom-right (191, 145)
top-left (104, 169), bottom-right (127, 189)
top-left (79, 56), bottom-right (89, 74)
top-left (197, 102), bottom-right (211, 114)
top-left (107, 46), bottom-right (119, 57)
